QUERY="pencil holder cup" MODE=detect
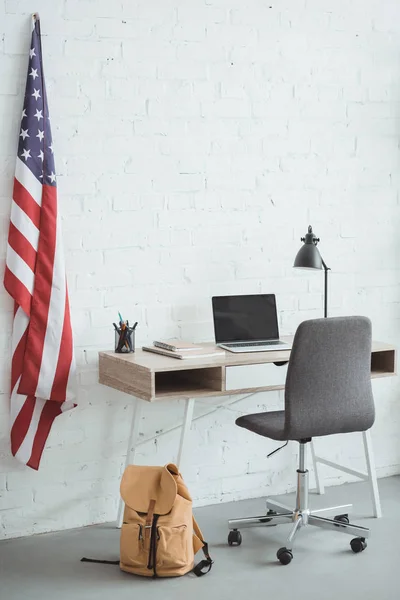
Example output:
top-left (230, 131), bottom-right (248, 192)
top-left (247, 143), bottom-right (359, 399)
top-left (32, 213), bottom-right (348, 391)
top-left (114, 327), bottom-right (135, 353)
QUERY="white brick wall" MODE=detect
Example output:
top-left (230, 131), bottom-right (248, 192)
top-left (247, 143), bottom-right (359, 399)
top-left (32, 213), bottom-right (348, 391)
top-left (1, 0), bottom-right (400, 539)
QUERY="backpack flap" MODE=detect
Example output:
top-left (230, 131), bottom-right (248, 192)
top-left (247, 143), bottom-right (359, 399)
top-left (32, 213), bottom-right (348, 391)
top-left (120, 465), bottom-right (177, 516)
top-left (165, 463), bottom-right (192, 502)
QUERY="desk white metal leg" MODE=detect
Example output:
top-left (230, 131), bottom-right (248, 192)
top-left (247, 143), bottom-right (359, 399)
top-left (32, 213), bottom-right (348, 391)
top-left (176, 398), bottom-right (195, 470)
top-left (310, 439), bottom-right (324, 495)
top-left (362, 430), bottom-right (382, 518)
top-left (116, 398), bottom-right (144, 528)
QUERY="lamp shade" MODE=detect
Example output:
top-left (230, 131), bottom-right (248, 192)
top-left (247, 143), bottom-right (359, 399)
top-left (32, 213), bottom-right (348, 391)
top-left (293, 244), bottom-right (322, 270)
top-left (293, 225), bottom-right (323, 270)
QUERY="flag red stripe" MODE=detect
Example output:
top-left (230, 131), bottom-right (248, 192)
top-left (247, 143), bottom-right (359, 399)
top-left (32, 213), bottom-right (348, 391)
top-left (50, 292), bottom-right (73, 402)
top-left (4, 266), bottom-right (32, 317)
top-left (18, 185), bottom-right (57, 396)
top-left (11, 329), bottom-right (28, 392)
top-left (8, 222), bottom-right (37, 271)
top-left (10, 395), bottom-right (36, 456)
top-left (27, 401), bottom-right (62, 470)
top-left (13, 178), bottom-right (41, 229)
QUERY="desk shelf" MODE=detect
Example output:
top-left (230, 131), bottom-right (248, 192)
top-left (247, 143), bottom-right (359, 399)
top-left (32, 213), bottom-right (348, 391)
top-left (155, 367), bottom-right (224, 399)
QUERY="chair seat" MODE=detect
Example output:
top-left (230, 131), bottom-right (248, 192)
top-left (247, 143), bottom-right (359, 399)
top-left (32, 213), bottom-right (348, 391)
top-left (236, 410), bottom-right (287, 441)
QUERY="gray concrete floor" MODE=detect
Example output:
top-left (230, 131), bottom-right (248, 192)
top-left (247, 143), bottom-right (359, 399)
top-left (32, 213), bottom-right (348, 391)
top-left (1, 476), bottom-right (399, 600)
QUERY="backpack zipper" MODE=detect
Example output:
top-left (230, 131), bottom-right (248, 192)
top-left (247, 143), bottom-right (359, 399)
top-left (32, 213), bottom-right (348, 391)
top-left (138, 524), bottom-right (144, 548)
top-left (146, 515), bottom-right (159, 576)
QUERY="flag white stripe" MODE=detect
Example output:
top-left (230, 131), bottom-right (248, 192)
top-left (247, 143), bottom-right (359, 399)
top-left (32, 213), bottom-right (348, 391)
top-left (11, 202), bottom-right (40, 251)
top-left (10, 378), bottom-right (26, 425)
top-left (11, 307), bottom-right (30, 355)
top-left (61, 400), bottom-right (75, 413)
top-left (15, 157), bottom-right (42, 207)
top-left (35, 214), bottom-right (66, 398)
top-left (6, 244), bottom-right (35, 295)
top-left (65, 348), bottom-right (77, 402)
top-left (14, 397), bottom-right (46, 464)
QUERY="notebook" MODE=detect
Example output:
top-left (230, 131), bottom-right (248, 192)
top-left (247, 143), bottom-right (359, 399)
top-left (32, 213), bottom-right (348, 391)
top-left (142, 346), bottom-right (225, 360)
top-left (153, 340), bottom-right (203, 352)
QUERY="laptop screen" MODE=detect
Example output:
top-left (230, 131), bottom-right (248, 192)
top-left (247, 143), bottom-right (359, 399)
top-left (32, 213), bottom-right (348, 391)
top-left (212, 294), bottom-right (279, 343)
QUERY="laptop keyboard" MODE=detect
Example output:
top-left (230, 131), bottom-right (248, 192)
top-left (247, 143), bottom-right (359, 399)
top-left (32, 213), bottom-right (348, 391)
top-left (226, 341), bottom-right (283, 348)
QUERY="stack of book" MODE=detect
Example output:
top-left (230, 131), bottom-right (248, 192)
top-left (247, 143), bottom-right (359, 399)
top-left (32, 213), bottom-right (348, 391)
top-left (142, 340), bottom-right (225, 360)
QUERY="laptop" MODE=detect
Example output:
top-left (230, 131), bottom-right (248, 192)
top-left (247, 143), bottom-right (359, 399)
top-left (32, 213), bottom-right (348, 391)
top-left (212, 294), bottom-right (291, 353)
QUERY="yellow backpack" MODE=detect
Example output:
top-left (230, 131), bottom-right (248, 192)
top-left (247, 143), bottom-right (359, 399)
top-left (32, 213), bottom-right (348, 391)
top-left (119, 463), bottom-right (213, 578)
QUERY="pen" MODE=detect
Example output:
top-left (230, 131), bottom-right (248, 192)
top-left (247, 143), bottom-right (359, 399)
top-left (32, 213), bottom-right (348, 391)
top-left (127, 330), bottom-right (133, 351)
top-left (112, 322), bottom-right (119, 333)
top-left (117, 329), bottom-right (128, 351)
top-left (132, 322), bottom-right (138, 330)
top-left (119, 321), bottom-right (129, 349)
top-left (124, 333), bottom-right (129, 349)
top-left (118, 311), bottom-right (123, 324)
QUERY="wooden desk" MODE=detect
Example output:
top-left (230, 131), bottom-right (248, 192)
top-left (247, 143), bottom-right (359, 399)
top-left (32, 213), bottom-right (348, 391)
top-left (99, 339), bottom-right (396, 525)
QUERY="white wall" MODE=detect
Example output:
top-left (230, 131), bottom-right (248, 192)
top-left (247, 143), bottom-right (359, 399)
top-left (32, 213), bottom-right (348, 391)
top-left (1, 0), bottom-right (400, 539)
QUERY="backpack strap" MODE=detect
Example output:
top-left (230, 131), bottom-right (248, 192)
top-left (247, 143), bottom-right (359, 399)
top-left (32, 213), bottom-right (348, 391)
top-left (145, 499), bottom-right (156, 542)
top-left (192, 516), bottom-right (213, 577)
top-left (80, 558), bottom-right (119, 565)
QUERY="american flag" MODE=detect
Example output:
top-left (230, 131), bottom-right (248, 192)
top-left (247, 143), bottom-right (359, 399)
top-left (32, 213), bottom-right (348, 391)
top-left (3, 15), bottom-right (76, 470)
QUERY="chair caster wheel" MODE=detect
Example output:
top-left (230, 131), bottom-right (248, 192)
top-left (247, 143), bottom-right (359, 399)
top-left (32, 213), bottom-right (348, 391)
top-left (350, 537), bottom-right (367, 553)
top-left (228, 529), bottom-right (242, 546)
top-left (277, 547), bottom-right (293, 565)
top-left (334, 514), bottom-right (350, 526)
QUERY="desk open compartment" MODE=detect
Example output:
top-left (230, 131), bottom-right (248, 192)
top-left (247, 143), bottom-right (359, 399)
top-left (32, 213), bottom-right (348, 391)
top-left (154, 367), bottom-right (224, 399)
top-left (371, 349), bottom-right (396, 378)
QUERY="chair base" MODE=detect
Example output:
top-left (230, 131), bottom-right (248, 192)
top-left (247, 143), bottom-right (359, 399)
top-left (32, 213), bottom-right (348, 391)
top-left (227, 442), bottom-right (370, 564)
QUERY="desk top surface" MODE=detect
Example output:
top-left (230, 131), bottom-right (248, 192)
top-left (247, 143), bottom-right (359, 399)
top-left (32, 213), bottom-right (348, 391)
top-left (99, 338), bottom-right (395, 374)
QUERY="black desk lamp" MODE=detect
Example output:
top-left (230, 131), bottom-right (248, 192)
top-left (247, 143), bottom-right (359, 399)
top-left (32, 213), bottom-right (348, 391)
top-left (293, 225), bottom-right (330, 318)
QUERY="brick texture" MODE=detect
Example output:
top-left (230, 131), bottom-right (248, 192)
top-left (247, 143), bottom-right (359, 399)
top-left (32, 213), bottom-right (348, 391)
top-left (1, 0), bottom-right (400, 539)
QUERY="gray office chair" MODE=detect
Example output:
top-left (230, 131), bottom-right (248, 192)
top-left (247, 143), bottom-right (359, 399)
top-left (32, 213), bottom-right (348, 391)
top-left (228, 316), bottom-right (375, 565)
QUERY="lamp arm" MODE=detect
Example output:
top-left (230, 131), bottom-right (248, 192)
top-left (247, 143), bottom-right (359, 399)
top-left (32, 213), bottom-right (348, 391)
top-left (320, 257), bottom-right (330, 318)
top-left (321, 257), bottom-right (330, 272)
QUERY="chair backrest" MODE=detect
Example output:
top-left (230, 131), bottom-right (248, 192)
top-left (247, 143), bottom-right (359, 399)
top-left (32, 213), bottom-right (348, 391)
top-left (284, 316), bottom-right (375, 440)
